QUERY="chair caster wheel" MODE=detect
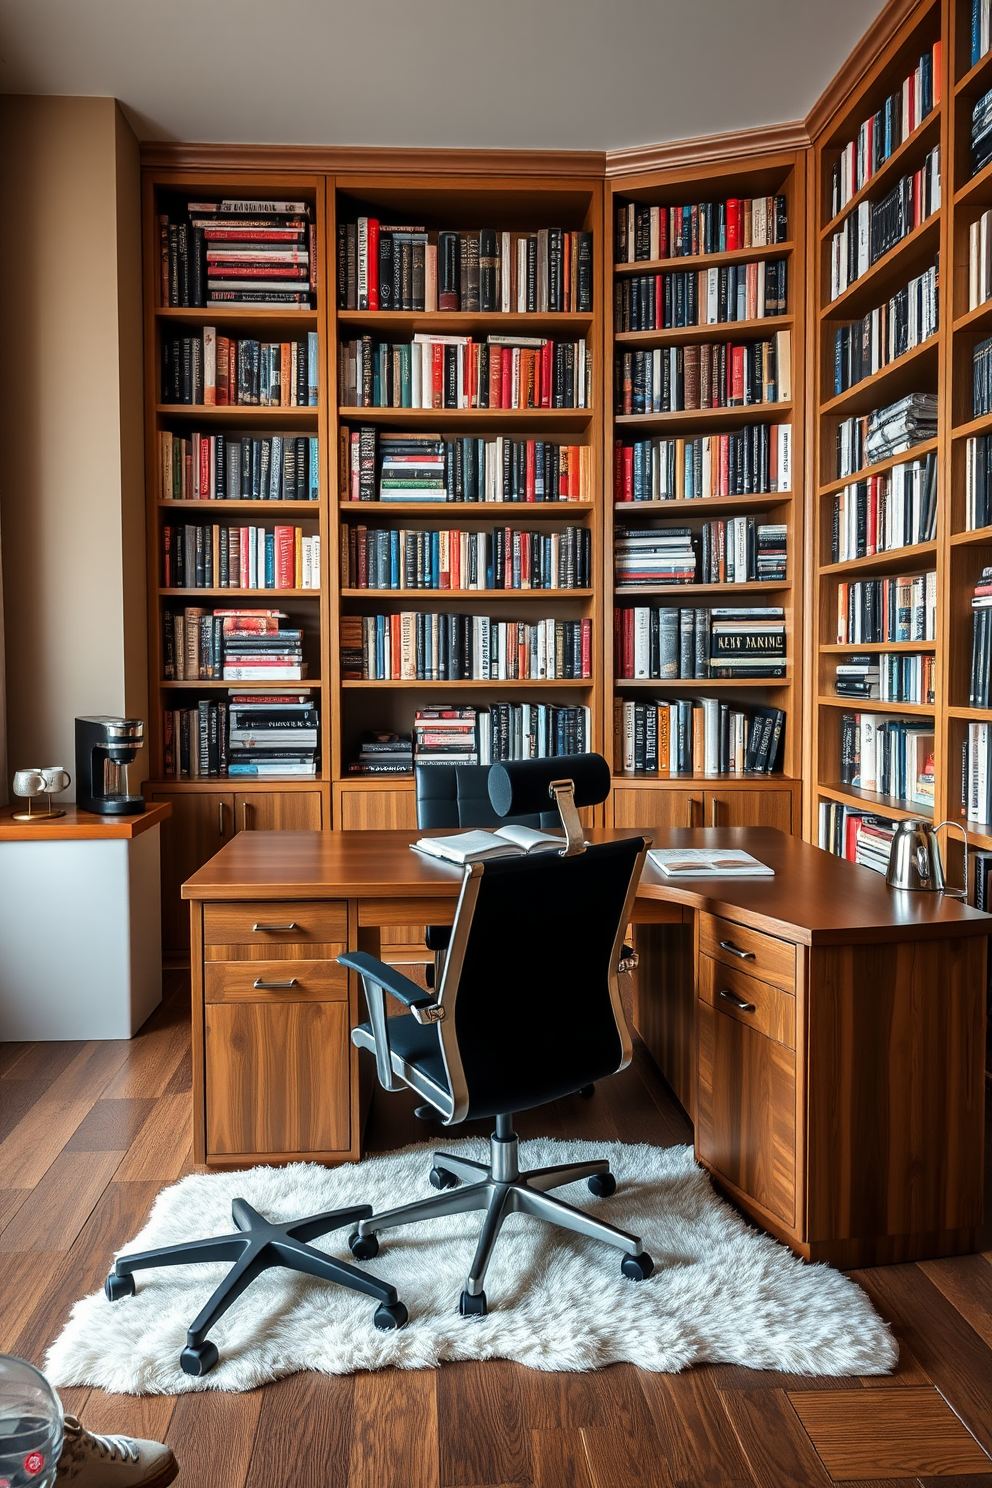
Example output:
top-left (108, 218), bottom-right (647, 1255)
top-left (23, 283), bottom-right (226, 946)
top-left (429, 1165), bottom-right (460, 1190)
top-left (578, 1084), bottom-right (596, 1099)
top-left (587, 1172), bottom-right (617, 1198)
top-left (180, 1341), bottom-right (219, 1377)
top-left (104, 1271), bottom-right (135, 1302)
top-left (459, 1289), bottom-right (487, 1317)
top-left (373, 1300), bottom-right (408, 1331)
top-left (349, 1231), bottom-right (380, 1260)
top-left (621, 1250), bottom-right (654, 1281)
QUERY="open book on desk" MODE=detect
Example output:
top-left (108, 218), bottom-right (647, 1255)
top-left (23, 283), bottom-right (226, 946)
top-left (648, 848), bottom-right (773, 878)
top-left (412, 825), bottom-right (567, 865)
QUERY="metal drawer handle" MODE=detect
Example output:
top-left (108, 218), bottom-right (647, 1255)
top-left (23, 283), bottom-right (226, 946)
top-left (252, 922), bottom-right (298, 932)
top-left (719, 989), bottom-right (755, 1013)
top-left (718, 940), bottom-right (755, 961)
top-left (253, 978), bottom-right (299, 990)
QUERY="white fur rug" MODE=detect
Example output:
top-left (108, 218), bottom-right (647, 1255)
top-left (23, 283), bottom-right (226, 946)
top-left (45, 1138), bottom-right (896, 1393)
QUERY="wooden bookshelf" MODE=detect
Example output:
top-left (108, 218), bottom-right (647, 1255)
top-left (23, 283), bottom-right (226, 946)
top-left (807, 0), bottom-right (948, 856)
top-left (605, 150), bottom-right (807, 833)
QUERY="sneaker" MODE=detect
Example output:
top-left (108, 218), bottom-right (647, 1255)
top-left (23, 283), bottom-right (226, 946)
top-left (56, 1414), bottom-right (178, 1487)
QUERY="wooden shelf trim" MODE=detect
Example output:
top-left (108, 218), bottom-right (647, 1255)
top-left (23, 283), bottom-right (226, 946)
top-left (615, 676), bottom-right (790, 689)
top-left (817, 539), bottom-right (937, 577)
top-left (614, 493), bottom-right (791, 514)
top-left (817, 333), bottom-right (939, 418)
top-left (159, 679), bottom-right (321, 690)
top-left (615, 581), bottom-right (790, 596)
top-left (159, 588), bottom-right (320, 598)
top-left (816, 439), bottom-right (939, 498)
top-left (340, 588), bottom-right (593, 599)
top-left (339, 501), bottom-right (595, 517)
top-left (818, 640), bottom-right (936, 652)
top-left (613, 315), bottom-right (794, 348)
top-left (817, 782), bottom-right (933, 821)
top-left (336, 311), bottom-right (595, 334)
top-left (159, 500), bottom-right (320, 514)
top-left (615, 401), bottom-right (792, 431)
top-left (613, 242), bottom-right (795, 277)
top-left (340, 678), bottom-right (594, 689)
top-left (817, 694), bottom-right (935, 715)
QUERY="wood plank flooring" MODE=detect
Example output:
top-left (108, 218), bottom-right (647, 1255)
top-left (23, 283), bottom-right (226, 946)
top-left (1, 973), bottom-right (991, 1488)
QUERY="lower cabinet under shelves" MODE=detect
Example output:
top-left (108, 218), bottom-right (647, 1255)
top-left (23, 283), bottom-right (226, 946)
top-left (612, 781), bottom-right (799, 832)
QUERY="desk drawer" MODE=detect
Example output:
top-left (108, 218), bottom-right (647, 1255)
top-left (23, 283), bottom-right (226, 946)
top-left (698, 955), bottom-right (795, 1049)
top-left (698, 913), bottom-right (796, 992)
top-left (203, 901), bottom-right (347, 947)
top-left (205, 959), bottom-right (348, 1004)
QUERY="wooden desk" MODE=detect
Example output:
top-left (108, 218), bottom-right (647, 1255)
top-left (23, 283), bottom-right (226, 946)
top-left (183, 826), bottom-right (990, 1267)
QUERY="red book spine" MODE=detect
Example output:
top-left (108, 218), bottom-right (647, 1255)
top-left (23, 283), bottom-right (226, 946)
top-left (489, 346), bottom-right (502, 408)
top-left (526, 441), bottom-right (536, 501)
top-left (199, 435), bottom-right (210, 498)
top-left (216, 337), bottom-right (230, 405)
top-left (274, 526), bottom-right (295, 588)
top-left (240, 527), bottom-right (250, 587)
top-left (581, 617), bottom-right (591, 677)
top-left (658, 209), bottom-right (668, 259)
top-left (163, 526), bottom-right (172, 587)
top-left (719, 434), bottom-right (730, 496)
top-left (726, 199), bottom-right (742, 250)
top-left (622, 443), bottom-right (633, 502)
top-left (367, 219), bottom-right (380, 311)
top-left (432, 344), bottom-right (444, 409)
top-left (568, 446), bottom-right (580, 500)
top-left (540, 341), bottom-right (552, 408)
top-left (623, 608), bottom-right (634, 678)
top-left (390, 613), bottom-right (401, 678)
top-left (730, 346), bottom-right (745, 405)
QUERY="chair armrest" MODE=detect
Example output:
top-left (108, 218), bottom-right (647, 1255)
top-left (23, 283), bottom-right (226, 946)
top-left (337, 952), bottom-right (431, 1009)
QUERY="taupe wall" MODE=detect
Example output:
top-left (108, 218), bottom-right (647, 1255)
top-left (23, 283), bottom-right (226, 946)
top-left (0, 96), bottom-right (147, 797)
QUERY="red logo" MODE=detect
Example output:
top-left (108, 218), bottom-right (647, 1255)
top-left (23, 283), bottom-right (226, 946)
top-left (23, 1452), bottom-right (45, 1475)
top-left (0, 1475), bottom-right (12, 1487)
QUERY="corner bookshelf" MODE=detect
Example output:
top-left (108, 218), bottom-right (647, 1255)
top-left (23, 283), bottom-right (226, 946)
top-left (327, 173), bottom-right (605, 831)
top-left (808, 0), bottom-right (951, 862)
top-left (605, 151), bottom-right (807, 834)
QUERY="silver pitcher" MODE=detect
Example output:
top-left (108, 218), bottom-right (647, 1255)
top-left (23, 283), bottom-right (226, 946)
top-left (885, 818), bottom-right (968, 896)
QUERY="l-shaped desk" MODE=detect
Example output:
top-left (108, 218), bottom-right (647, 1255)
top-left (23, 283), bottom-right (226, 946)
top-left (183, 826), bottom-right (989, 1268)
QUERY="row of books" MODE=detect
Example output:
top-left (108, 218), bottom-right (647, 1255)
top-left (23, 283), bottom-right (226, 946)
top-left (973, 87), bottom-right (992, 176)
top-left (968, 847), bottom-right (992, 908)
top-left (161, 332), bottom-right (319, 407)
top-left (613, 521), bottom-right (785, 587)
top-left (836, 571), bottom-right (937, 643)
top-left (830, 453), bottom-right (937, 562)
top-left (970, 567), bottom-right (992, 706)
top-left (827, 146), bottom-right (940, 302)
top-left (162, 610), bottom-right (309, 683)
top-left (839, 712), bottom-right (934, 805)
top-left (614, 196), bottom-right (788, 262)
top-left (336, 223), bottom-right (593, 314)
top-left (340, 428), bottom-right (590, 504)
top-left (614, 425), bottom-right (792, 502)
top-left (161, 525), bottom-right (320, 591)
top-left (339, 614), bottom-right (592, 682)
top-left (615, 333), bottom-right (792, 416)
top-left (973, 336), bottom-right (992, 418)
top-left (350, 702), bottom-right (592, 775)
top-left (834, 652), bottom-right (935, 705)
top-left (963, 721), bottom-right (992, 823)
top-left (964, 434), bottom-right (992, 529)
top-left (819, 805), bottom-right (896, 873)
top-left (163, 692), bottom-right (318, 778)
top-left (836, 394), bottom-right (938, 478)
top-left (832, 260), bottom-right (939, 395)
top-left (968, 209), bottom-right (992, 311)
top-left (341, 524), bottom-right (591, 592)
top-left (615, 699), bottom-right (785, 775)
top-left (614, 606), bottom-right (786, 679)
top-left (613, 260), bottom-right (787, 332)
top-left (159, 198), bottom-right (315, 308)
top-left (829, 46), bottom-right (940, 217)
top-left (972, 1), bottom-right (992, 67)
top-left (159, 432), bottom-right (318, 504)
top-left (338, 335), bottom-right (589, 411)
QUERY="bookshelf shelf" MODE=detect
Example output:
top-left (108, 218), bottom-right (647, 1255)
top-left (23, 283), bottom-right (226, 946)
top-left (953, 154), bottom-right (992, 207)
top-left (614, 494), bottom-right (791, 515)
top-left (336, 311), bottom-right (595, 336)
top-left (817, 782), bottom-right (933, 821)
top-left (158, 587), bottom-right (319, 598)
top-left (952, 300), bottom-right (992, 333)
top-left (817, 334), bottom-right (940, 418)
top-left (948, 703), bottom-right (992, 718)
top-left (950, 523), bottom-right (992, 543)
top-left (617, 677), bottom-right (789, 690)
top-left (955, 43), bottom-right (992, 96)
top-left (817, 694), bottom-right (936, 715)
top-left (159, 500), bottom-right (319, 514)
top-left (816, 438), bottom-right (940, 497)
top-left (337, 406), bottom-right (592, 429)
top-left (340, 679), bottom-right (594, 690)
top-left (952, 410), bottom-right (992, 439)
top-left (613, 242), bottom-right (795, 276)
top-left (818, 111), bottom-right (941, 241)
top-left (613, 316), bottom-right (794, 349)
top-left (340, 588), bottom-right (594, 600)
top-left (819, 640), bottom-right (937, 652)
top-left (817, 540), bottom-right (938, 577)
top-left (614, 402), bottom-right (792, 431)
top-left (156, 405), bottom-right (318, 426)
top-left (339, 501), bottom-right (594, 517)
top-left (820, 214), bottom-right (940, 322)
top-left (155, 307), bottom-right (319, 326)
top-left (159, 679), bottom-right (321, 690)
top-left (615, 581), bottom-right (791, 597)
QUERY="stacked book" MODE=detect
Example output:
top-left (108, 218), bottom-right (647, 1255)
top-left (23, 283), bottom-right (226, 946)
top-left (615, 331), bottom-right (791, 414)
top-left (968, 208), bottom-right (992, 310)
top-left (342, 614), bottom-right (591, 681)
top-left (836, 571), bottom-right (937, 643)
top-left (818, 802), bottom-right (898, 871)
top-left (615, 697), bottom-right (784, 775)
top-left (162, 330), bottom-right (318, 406)
top-left (970, 566), bottom-right (992, 706)
top-left (839, 711), bottom-right (934, 804)
top-left (220, 613), bottom-right (307, 682)
top-left (828, 145), bottom-right (940, 301)
top-left (615, 195), bottom-right (787, 260)
top-left (963, 722), bottom-right (992, 824)
top-left (336, 223), bottom-right (592, 313)
top-left (227, 692), bottom-right (319, 777)
top-left (163, 700), bottom-right (228, 778)
top-left (699, 518), bottom-right (786, 584)
top-left (348, 731), bottom-right (413, 777)
top-left (342, 427), bottom-right (590, 504)
top-left (974, 337), bottom-right (992, 418)
top-left (161, 197), bottom-right (315, 308)
top-left (965, 435), bottom-right (992, 528)
top-left (833, 261), bottom-right (939, 395)
top-left (162, 524), bottom-right (319, 590)
top-left (835, 656), bottom-right (881, 699)
top-left (710, 608), bottom-right (786, 677)
top-left (973, 88), bottom-right (992, 177)
top-left (159, 432), bottom-right (319, 503)
top-left (338, 335), bottom-right (589, 410)
top-left (829, 46), bottom-right (940, 216)
top-left (831, 453), bottom-right (937, 561)
top-left (343, 524), bottom-right (590, 591)
top-left (615, 260), bottom-right (787, 331)
top-left (840, 394), bottom-right (939, 470)
top-left (414, 707), bottom-right (479, 766)
top-left (615, 424), bottom-right (792, 501)
top-left (614, 527), bottom-right (696, 587)
top-left (614, 605), bottom-right (785, 679)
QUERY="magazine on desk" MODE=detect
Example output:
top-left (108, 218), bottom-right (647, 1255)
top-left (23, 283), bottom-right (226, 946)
top-left (648, 848), bottom-right (774, 878)
top-left (412, 825), bottom-right (567, 865)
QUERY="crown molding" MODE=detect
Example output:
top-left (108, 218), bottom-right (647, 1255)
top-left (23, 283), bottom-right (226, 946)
top-left (604, 121), bottom-right (811, 178)
top-left (139, 141), bottom-right (606, 179)
top-left (804, 0), bottom-right (925, 142)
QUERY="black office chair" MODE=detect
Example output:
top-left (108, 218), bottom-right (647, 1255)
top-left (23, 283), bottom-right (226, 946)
top-left (339, 758), bottom-right (655, 1317)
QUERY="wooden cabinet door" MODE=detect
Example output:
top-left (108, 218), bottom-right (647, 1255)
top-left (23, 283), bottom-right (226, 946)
top-left (234, 791), bottom-right (323, 833)
top-left (696, 999), bottom-right (797, 1226)
top-left (612, 786), bottom-right (703, 830)
top-left (204, 999), bottom-right (350, 1157)
top-left (339, 787), bottom-right (418, 830)
top-left (704, 789), bottom-right (793, 832)
top-left (149, 791), bottom-right (234, 955)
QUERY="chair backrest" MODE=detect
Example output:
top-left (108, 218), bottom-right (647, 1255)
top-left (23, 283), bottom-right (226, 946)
top-left (415, 763), bottom-right (557, 831)
top-left (433, 836), bottom-right (649, 1122)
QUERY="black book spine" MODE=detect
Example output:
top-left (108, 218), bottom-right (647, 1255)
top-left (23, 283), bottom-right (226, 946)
top-left (378, 233), bottom-right (394, 311)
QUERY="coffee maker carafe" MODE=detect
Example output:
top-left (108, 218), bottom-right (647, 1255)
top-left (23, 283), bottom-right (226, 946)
top-left (74, 717), bottom-right (145, 815)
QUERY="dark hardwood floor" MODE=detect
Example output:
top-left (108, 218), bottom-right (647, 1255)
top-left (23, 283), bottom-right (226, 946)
top-left (1, 973), bottom-right (991, 1487)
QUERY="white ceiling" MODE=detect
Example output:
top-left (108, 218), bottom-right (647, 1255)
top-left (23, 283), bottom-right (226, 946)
top-left (0, 0), bottom-right (887, 151)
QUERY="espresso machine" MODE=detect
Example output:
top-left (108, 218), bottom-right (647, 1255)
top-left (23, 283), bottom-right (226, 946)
top-left (74, 717), bottom-right (146, 815)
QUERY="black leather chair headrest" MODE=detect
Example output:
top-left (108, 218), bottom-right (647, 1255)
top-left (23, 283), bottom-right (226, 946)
top-left (487, 753), bottom-right (611, 818)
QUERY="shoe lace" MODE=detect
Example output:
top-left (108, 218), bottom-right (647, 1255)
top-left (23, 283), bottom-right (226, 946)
top-left (63, 1415), bottom-right (140, 1465)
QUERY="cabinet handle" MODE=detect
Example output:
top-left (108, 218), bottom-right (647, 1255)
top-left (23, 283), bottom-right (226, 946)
top-left (252, 922), bottom-right (298, 932)
top-left (218, 802), bottom-right (225, 837)
top-left (709, 797), bottom-right (719, 827)
top-left (719, 988), bottom-right (756, 1013)
top-left (685, 797), bottom-right (696, 827)
top-left (253, 978), bottom-right (299, 990)
top-left (718, 940), bottom-right (755, 961)
top-left (241, 801), bottom-right (252, 832)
